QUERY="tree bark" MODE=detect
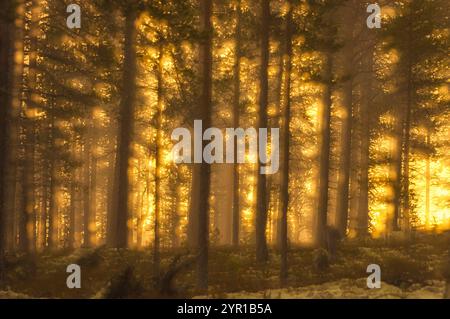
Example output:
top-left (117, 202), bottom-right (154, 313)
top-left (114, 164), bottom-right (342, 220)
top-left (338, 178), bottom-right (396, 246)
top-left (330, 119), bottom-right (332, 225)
top-left (425, 129), bottom-right (431, 227)
top-left (0, 0), bottom-right (17, 284)
top-left (109, 8), bottom-right (137, 248)
top-left (401, 39), bottom-right (413, 233)
top-left (255, 0), bottom-right (270, 263)
top-left (47, 103), bottom-right (57, 249)
top-left (316, 53), bottom-right (333, 248)
top-left (153, 43), bottom-right (164, 280)
top-left (83, 125), bottom-right (93, 248)
top-left (357, 39), bottom-right (374, 238)
top-left (231, 0), bottom-right (242, 248)
top-left (335, 9), bottom-right (354, 237)
top-left (279, 1), bottom-right (293, 286)
top-left (196, 0), bottom-right (213, 291)
top-left (388, 98), bottom-right (403, 233)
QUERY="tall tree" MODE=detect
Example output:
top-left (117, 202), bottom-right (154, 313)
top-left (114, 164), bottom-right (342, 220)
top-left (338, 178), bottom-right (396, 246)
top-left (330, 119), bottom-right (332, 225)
top-left (335, 2), bottom-right (354, 237)
top-left (153, 43), bottom-right (164, 280)
top-left (316, 52), bottom-right (333, 248)
top-left (196, 0), bottom-right (213, 290)
top-left (0, 0), bottom-right (17, 285)
top-left (279, 0), bottom-right (293, 286)
top-left (255, 0), bottom-right (270, 263)
top-left (109, 6), bottom-right (138, 248)
top-left (231, 0), bottom-right (242, 248)
top-left (357, 31), bottom-right (375, 238)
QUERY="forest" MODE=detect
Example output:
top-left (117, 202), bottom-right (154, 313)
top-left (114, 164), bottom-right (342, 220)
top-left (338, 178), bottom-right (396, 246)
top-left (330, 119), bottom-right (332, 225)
top-left (0, 0), bottom-right (449, 299)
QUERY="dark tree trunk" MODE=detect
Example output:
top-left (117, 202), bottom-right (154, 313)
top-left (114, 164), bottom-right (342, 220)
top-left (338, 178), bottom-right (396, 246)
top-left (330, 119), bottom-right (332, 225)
top-left (255, 0), bottom-right (270, 263)
top-left (17, 0), bottom-right (37, 253)
top-left (196, 0), bottom-right (213, 291)
top-left (153, 44), bottom-right (164, 280)
top-left (0, 0), bottom-right (17, 284)
top-left (171, 188), bottom-right (180, 248)
top-left (69, 168), bottom-right (76, 249)
top-left (83, 129), bottom-right (92, 248)
top-left (188, 165), bottom-right (200, 248)
top-left (401, 47), bottom-right (413, 233)
top-left (47, 106), bottom-right (57, 249)
top-left (232, 0), bottom-right (242, 248)
top-left (316, 54), bottom-right (333, 248)
top-left (425, 129), bottom-right (431, 227)
top-left (389, 101), bottom-right (403, 232)
top-left (279, 1), bottom-right (293, 286)
top-left (335, 10), bottom-right (354, 237)
top-left (110, 8), bottom-right (137, 248)
top-left (357, 44), bottom-right (374, 238)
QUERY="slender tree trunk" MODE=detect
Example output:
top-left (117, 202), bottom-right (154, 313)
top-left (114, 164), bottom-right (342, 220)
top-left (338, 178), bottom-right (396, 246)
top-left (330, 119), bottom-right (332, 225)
top-left (335, 11), bottom-right (354, 237)
top-left (188, 165), bottom-right (200, 248)
top-left (7, 0), bottom-right (26, 253)
top-left (171, 187), bottom-right (180, 248)
top-left (90, 155), bottom-right (97, 243)
top-left (69, 174), bottom-right (76, 249)
top-left (316, 54), bottom-right (333, 248)
top-left (18, 0), bottom-right (39, 254)
top-left (425, 129), bottom-right (431, 228)
top-left (47, 105), bottom-right (57, 249)
top-left (18, 133), bottom-right (31, 252)
top-left (196, 0), bottom-right (213, 291)
top-left (402, 55), bottom-right (413, 233)
top-left (231, 0), bottom-right (242, 248)
top-left (135, 159), bottom-right (143, 248)
top-left (110, 8), bottom-right (137, 248)
top-left (153, 44), bottom-right (164, 280)
top-left (83, 117), bottom-right (97, 248)
top-left (358, 89), bottom-right (370, 237)
top-left (255, 0), bottom-right (270, 263)
top-left (83, 129), bottom-right (92, 248)
top-left (106, 142), bottom-right (116, 247)
top-left (68, 138), bottom-right (80, 250)
top-left (0, 0), bottom-right (17, 285)
top-left (279, 1), bottom-right (293, 286)
top-left (388, 100), bottom-right (403, 233)
top-left (357, 43), bottom-right (374, 238)
top-left (41, 166), bottom-right (49, 248)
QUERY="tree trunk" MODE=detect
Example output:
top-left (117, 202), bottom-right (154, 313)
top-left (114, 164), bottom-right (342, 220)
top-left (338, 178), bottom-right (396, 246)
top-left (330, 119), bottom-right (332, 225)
top-left (188, 165), bottom-right (200, 248)
top-left (425, 129), bottom-right (431, 228)
top-left (69, 167), bottom-right (76, 249)
top-left (231, 0), bottom-right (242, 248)
top-left (83, 128), bottom-right (92, 248)
top-left (315, 53), bottom-right (333, 248)
top-left (171, 186), bottom-right (180, 248)
top-left (18, 0), bottom-right (37, 253)
top-left (388, 100), bottom-right (403, 233)
top-left (47, 105), bottom-right (57, 249)
top-left (110, 8), bottom-right (137, 248)
top-left (335, 11), bottom-right (354, 237)
top-left (255, 0), bottom-right (270, 263)
top-left (401, 53), bottom-right (413, 233)
top-left (0, 0), bottom-right (17, 284)
top-left (357, 42), bottom-right (374, 238)
top-left (153, 44), bottom-right (164, 280)
top-left (279, 1), bottom-right (293, 286)
top-left (196, 0), bottom-right (213, 291)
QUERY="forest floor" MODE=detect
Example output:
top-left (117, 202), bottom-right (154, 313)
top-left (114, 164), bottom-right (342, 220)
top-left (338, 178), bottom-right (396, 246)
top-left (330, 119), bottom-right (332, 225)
top-left (0, 232), bottom-right (449, 299)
